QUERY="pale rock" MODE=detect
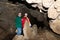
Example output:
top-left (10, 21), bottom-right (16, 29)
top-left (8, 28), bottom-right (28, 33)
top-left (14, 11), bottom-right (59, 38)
top-left (23, 20), bottom-right (32, 39)
top-left (32, 24), bottom-right (37, 37)
top-left (49, 19), bottom-right (60, 34)
top-left (48, 0), bottom-right (60, 19)
top-left (13, 35), bottom-right (24, 40)
top-left (26, 0), bottom-right (42, 9)
top-left (48, 2), bottom-right (58, 19)
top-left (48, 0), bottom-right (60, 34)
top-left (43, 0), bottom-right (54, 8)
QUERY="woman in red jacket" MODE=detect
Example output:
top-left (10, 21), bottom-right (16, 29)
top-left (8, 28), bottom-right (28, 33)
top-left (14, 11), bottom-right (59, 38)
top-left (22, 13), bottom-right (31, 39)
top-left (22, 13), bottom-right (31, 28)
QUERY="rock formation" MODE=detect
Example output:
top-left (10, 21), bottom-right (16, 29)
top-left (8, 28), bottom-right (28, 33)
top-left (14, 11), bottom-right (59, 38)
top-left (0, 0), bottom-right (8, 2)
top-left (0, 1), bottom-right (49, 40)
top-left (48, 0), bottom-right (60, 34)
top-left (0, 2), bottom-right (18, 40)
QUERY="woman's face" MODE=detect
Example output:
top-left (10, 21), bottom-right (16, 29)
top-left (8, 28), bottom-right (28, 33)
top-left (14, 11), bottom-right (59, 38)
top-left (25, 13), bottom-right (28, 17)
top-left (18, 13), bottom-right (21, 17)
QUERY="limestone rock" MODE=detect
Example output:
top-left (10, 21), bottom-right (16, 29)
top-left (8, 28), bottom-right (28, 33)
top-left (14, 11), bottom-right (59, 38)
top-left (49, 19), bottom-right (60, 34)
top-left (32, 24), bottom-right (37, 37)
top-left (45, 30), bottom-right (57, 40)
top-left (13, 35), bottom-right (24, 40)
top-left (43, 0), bottom-right (54, 8)
top-left (48, 0), bottom-right (60, 34)
top-left (23, 20), bottom-right (32, 39)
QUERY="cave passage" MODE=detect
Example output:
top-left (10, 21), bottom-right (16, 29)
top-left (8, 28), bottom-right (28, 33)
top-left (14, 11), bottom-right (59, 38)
top-left (1, 0), bottom-right (60, 40)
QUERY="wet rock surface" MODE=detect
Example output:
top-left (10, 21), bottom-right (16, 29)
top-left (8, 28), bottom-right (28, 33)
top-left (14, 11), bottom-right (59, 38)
top-left (13, 27), bottom-right (60, 40)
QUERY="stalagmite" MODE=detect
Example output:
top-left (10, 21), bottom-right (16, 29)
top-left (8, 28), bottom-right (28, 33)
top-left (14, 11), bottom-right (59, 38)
top-left (32, 24), bottom-right (37, 36)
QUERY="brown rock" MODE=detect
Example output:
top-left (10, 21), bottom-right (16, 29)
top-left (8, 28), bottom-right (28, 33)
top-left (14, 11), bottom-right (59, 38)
top-left (13, 35), bottom-right (24, 40)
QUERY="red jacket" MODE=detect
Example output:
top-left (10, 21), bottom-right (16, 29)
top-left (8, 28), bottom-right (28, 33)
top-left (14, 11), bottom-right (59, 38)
top-left (22, 17), bottom-right (30, 28)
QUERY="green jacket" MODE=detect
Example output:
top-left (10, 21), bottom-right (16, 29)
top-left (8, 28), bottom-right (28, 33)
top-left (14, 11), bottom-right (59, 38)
top-left (15, 16), bottom-right (22, 28)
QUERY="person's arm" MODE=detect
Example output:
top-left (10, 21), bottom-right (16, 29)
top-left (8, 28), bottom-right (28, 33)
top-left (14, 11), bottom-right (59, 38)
top-left (27, 17), bottom-right (32, 27)
top-left (15, 17), bottom-right (18, 28)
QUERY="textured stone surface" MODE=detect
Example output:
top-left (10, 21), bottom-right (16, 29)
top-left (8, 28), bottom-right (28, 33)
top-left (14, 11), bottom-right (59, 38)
top-left (13, 35), bottom-right (24, 40)
top-left (0, 0), bottom-right (8, 2)
top-left (1, 0), bottom-right (60, 40)
top-left (0, 2), bottom-right (18, 40)
top-left (0, 2), bottom-right (48, 40)
top-left (49, 19), bottom-right (60, 34)
top-left (13, 27), bottom-right (60, 40)
top-left (48, 0), bottom-right (60, 34)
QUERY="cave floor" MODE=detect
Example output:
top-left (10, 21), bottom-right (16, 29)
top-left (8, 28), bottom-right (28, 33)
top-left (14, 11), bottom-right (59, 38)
top-left (13, 27), bottom-right (60, 40)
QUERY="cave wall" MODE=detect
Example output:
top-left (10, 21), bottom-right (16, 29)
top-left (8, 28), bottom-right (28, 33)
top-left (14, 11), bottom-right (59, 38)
top-left (0, 0), bottom-right (50, 39)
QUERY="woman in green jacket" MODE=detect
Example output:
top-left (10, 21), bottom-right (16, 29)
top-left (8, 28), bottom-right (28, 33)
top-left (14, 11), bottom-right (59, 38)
top-left (15, 13), bottom-right (22, 35)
